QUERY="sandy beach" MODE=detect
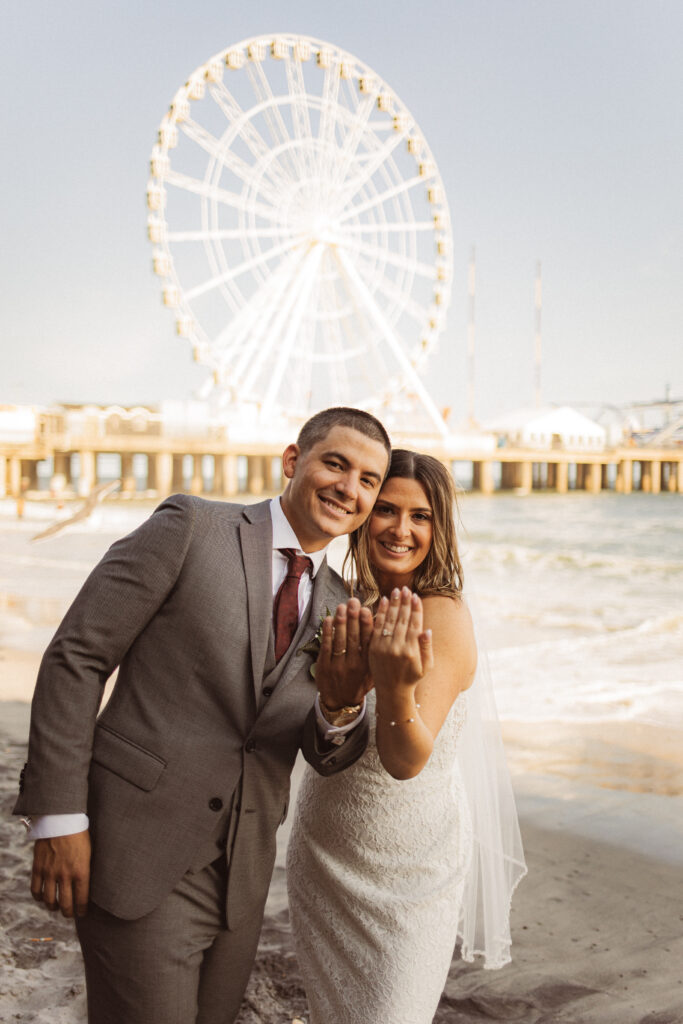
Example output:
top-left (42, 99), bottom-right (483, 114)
top-left (2, 645), bottom-right (682, 1024)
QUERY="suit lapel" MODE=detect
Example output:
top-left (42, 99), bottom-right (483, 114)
top-left (308, 558), bottom-right (338, 634)
top-left (239, 501), bottom-right (274, 706)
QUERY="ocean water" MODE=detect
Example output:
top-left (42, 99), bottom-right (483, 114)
top-left (1, 493), bottom-right (681, 727)
top-left (455, 492), bottom-right (683, 727)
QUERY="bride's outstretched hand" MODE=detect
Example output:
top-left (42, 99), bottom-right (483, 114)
top-left (370, 587), bottom-right (434, 691)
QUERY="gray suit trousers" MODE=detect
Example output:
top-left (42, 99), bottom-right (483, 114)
top-left (75, 855), bottom-right (262, 1024)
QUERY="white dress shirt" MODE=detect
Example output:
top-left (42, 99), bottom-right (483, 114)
top-left (270, 495), bottom-right (327, 616)
top-left (25, 497), bottom-right (364, 840)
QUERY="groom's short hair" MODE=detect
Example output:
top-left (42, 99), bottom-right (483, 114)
top-left (297, 407), bottom-right (391, 464)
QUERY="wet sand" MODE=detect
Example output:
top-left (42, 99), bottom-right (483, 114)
top-left (2, 678), bottom-right (683, 1023)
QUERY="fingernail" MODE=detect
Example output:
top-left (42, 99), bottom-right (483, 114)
top-left (412, 593), bottom-right (419, 606)
top-left (402, 586), bottom-right (411, 596)
top-left (391, 588), bottom-right (400, 600)
top-left (379, 596), bottom-right (389, 609)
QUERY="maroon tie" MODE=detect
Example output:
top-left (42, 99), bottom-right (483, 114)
top-left (273, 548), bottom-right (313, 661)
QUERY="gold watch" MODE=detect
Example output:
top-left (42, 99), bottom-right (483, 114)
top-left (319, 696), bottom-right (363, 727)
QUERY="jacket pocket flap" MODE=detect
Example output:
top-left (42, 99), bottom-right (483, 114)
top-left (92, 725), bottom-right (167, 792)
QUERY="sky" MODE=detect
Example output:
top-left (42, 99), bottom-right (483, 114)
top-left (2, 0), bottom-right (682, 424)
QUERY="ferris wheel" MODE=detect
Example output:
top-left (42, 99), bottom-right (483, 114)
top-left (147, 34), bottom-right (453, 431)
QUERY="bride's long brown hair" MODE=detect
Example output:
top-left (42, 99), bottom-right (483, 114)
top-left (343, 449), bottom-right (464, 607)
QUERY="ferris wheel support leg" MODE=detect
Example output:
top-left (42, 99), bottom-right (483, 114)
top-left (239, 248), bottom-right (319, 400)
top-left (259, 244), bottom-right (325, 420)
top-left (333, 249), bottom-right (449, 437)
top-left (224, 251), bottom-right (304, 390)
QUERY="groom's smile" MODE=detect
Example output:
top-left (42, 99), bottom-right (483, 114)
top-left (318, 494), bottom-right (354, 516)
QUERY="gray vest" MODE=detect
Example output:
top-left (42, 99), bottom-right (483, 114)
top-left (188, 595), bottom-right (317, 873)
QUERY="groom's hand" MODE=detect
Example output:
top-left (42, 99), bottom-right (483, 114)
top-left (31, 831), bottom-right (91, 918)
top-left (315, 598), bottom-right (373, 709)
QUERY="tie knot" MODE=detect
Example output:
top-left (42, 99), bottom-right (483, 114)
top-left (279, 548), bottom-right (313, 581)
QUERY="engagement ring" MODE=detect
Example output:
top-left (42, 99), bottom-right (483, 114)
top-left (331, 648), bottom-right (347, 657)
top-left (381, 628), bottom-right (393, 637)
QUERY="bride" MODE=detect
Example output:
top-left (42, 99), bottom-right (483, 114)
top-left (286, 450), bottom-right (526, 1024)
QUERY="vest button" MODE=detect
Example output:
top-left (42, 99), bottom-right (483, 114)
top-left (208, 797), bottom-right (223, 811)
top-left (245, 739), bottom-right (257, 753)
top-left (263, 687), bottom-right (273, 697)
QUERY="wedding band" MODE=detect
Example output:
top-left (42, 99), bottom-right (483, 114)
top-left (331, 648), bottom-right (346, 657)
top-left (381, 628), bottom-right (393, 637)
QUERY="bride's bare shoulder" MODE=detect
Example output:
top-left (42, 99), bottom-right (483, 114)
top-left (421, 594), bottom-right (477, 680)
top-left (421, 593), bottom-right (471, 628)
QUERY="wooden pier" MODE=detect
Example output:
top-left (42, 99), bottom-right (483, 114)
top-left (462, 446), bottom-right (683, 494)
top-left (1, 416), bottom-right (681, 499)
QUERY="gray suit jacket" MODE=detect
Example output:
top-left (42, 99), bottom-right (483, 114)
top-left (15, 495), bottom-right (367, 924)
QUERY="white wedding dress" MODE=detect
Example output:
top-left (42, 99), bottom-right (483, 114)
top-left (286, 689), bottom-right (473, 1024)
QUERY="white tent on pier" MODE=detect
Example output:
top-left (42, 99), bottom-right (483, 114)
top-left (484, 406), bottom-right (606, 452)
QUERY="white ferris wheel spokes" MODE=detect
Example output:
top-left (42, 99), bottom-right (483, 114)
top-left (147, 34), bottom-right (453, 431)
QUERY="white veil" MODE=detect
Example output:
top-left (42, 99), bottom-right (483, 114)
top-left (454, 579), bottom-right (527, 969)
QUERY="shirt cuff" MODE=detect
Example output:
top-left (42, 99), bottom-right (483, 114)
top-left (314, 693), bottom-right (367, 744)
top-left (23, 813), bottom-right (90, 841)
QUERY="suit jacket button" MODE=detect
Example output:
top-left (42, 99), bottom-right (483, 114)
top-left (245, 739), bottom-right (257, 753)
top-left (208, 797), bottom-right (223, 811)
top-left (263, 687), bottom-right (273, 697)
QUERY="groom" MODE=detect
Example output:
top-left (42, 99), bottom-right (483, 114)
top-left (15, 406), bottom-right (391, 1024)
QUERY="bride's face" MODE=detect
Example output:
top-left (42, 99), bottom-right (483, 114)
top-left (367, 476), bottom-right (434, 587)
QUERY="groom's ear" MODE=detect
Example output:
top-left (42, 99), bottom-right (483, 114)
top-left (281, 443), bottom-right (301, 480)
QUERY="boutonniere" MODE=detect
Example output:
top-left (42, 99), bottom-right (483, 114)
top-left (298, 609), bottom-right (332, 678)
